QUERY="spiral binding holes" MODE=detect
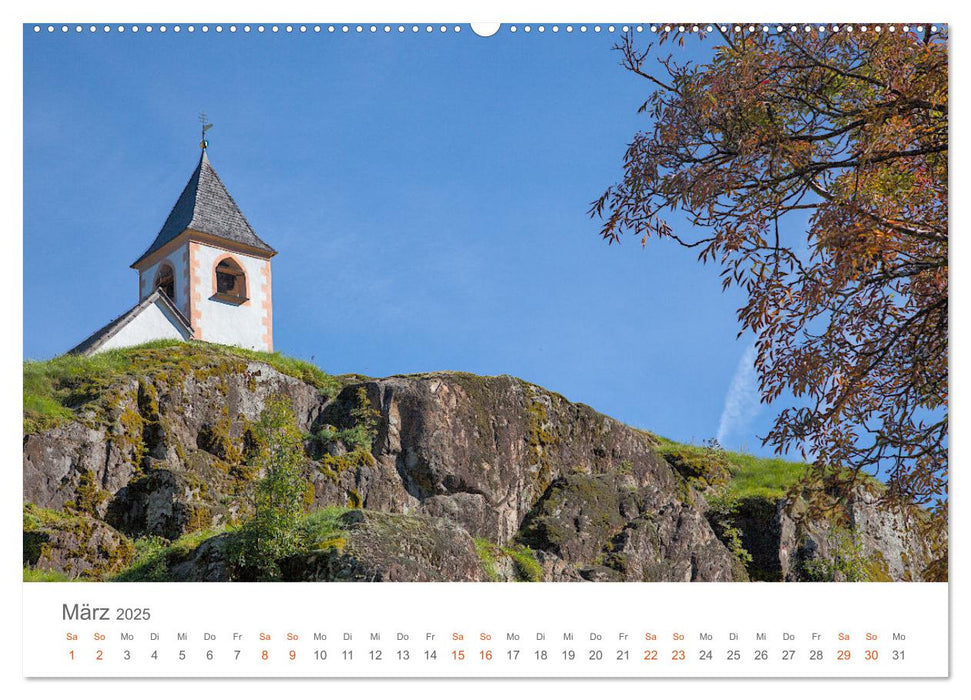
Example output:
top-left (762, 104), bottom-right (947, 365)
top-left (31, 24), bottom-right (942, 36)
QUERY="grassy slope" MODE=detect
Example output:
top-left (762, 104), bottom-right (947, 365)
top-left (23, 339), bottom-right (342, 435)
top-left (653, 436), bottom-right (810, 500)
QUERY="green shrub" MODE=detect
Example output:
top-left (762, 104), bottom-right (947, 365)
top-left (704, 493), bottom-right (753, 569)
top-left (313, 425), bottom-right (338, 444)
top-left (347, 386), bottom-right (379, 450)
top-left (801, 527), bottom-right (873, 582)
top-left (312, 386), bottom-right (379, 456)
top-left (229, 397), bottom-right (310, 580)
top-left (338, 423), bottom-right (375, 452)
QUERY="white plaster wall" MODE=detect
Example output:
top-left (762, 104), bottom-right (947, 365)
top-left (139, 241), bottom-right (190, 316)
top-left (98, 299), bottom-right (192, 353)
top-left (193, 243), bottom-right (270, 352)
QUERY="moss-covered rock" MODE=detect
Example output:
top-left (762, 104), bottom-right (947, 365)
top-left (282, 510), bottom-right (486, 582)
top-left (659, 446), bottom-right (731, 492)
top-left (23, 504), bottom-right (133, 579)
top-left (23, 345), bottom-right (940, 582)
top-left (517, 471), bottom-right (744, 582)
top-left (517, 473), bottom-right (627, 561)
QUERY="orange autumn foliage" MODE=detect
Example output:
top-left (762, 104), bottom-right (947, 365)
top-left (593, 27), bottom-right (947, 538)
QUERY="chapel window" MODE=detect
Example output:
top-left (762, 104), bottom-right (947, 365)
top-left (154, 263), bottom-right (175, 301)
top-left (214, 258), bottom-right (247, 302)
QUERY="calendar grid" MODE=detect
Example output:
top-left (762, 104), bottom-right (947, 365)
top-left (23, 582), bottom-right (948, 678)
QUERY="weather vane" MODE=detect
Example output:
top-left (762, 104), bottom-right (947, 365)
top-left (199, 112), bottom-right (213, 150)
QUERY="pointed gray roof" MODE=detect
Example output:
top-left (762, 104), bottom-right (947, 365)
top-left (132, 150), bottom-right (275, 268)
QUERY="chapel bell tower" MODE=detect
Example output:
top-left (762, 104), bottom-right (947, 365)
top-left (130, 137), bottom-right (276, 352)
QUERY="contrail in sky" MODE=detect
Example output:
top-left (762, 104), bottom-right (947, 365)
top-left (716, 341), bottom-right (761, 448)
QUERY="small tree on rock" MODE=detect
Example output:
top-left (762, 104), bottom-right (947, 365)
top-left (233, 396), bottom-right (308, 580)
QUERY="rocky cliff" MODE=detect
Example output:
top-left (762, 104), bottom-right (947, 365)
top-left (22, 343), bottom-right (944, 582)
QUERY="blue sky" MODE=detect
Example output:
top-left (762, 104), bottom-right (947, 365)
top-left (23, 25), bottom-right (778, 456)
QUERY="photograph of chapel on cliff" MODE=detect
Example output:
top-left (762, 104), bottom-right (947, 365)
top-left (23, 24), bottom-right (946, 583)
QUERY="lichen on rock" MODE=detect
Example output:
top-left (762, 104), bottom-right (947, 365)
top-left (22, 344), bottom-right (943, 583)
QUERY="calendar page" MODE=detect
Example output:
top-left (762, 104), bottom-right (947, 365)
top-left (20, 11), bottom-right (949, 683)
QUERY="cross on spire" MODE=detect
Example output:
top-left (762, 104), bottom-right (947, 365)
top-left (198, 112), bottom-right (213, 150)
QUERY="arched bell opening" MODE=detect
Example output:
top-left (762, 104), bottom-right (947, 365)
top-left (154, 263), bottom-right (176, 302)
top-left (212, 256), bottom-right (248, 303)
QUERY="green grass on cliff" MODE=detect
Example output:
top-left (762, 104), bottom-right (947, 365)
top-left (653, 437), bottom-right (809, 500)
top-left (652, 437), bottom-right (885, 502)
top-left (474, 537), bottom-right (544, 582)
top-left (299, 506), bottom-right (351, 549)
top-left (23, 340), bottom-right (341, 434)
top-left (23, 566), bottom-right (72, 582)
top-left (721, 453), bottom-right (815, 500)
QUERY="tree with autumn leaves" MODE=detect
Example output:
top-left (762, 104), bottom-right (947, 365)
top-left (593, 27), bottom-right (947, 550)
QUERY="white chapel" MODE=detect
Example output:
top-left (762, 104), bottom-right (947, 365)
top-left (69, 142), bottom-right (276, 355)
